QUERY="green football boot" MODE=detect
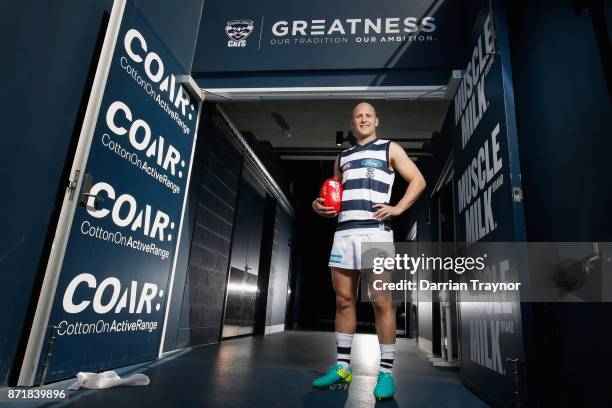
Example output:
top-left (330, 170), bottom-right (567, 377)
top-left (312, 364), bottom-right (352, 390)
top-left (373, 371), bottom-right (395, 400)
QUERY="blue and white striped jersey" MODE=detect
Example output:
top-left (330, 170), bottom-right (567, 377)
top-left (336, 138), bottom-right (395, 234)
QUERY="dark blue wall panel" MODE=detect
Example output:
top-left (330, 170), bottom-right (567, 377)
top-left (133, 0), bottom-right (204, 73)
top-left (0, 0), bottom-right (114, 384)
top-left (509, 0), bottom-right (611, 242)
top-left (508, 1), bottom-right (612, 406)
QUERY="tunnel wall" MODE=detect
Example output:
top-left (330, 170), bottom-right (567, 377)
top-left (164, 107), bottom-right (296, 349)
top-left (173, 113), bottom-right (243, 348)
top-left (507, 0), bottom-right (612, 406)
top-left (405, 110), bottom-right (455, 350)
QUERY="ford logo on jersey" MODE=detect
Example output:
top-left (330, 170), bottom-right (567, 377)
top-left (361, 159), bottom-right (383, 168)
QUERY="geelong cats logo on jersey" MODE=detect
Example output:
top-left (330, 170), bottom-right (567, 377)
top-left (225, 20), bottom-right (254, 47)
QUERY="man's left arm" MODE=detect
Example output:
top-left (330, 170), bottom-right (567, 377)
top-left (373, 142), bottom-right (427, 220)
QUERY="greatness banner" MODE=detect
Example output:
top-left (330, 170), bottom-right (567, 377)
top-left (193, 0), bottom-right (464, 72)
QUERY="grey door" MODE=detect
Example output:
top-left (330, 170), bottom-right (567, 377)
top-left (223, 169), bottom-right (266, 337)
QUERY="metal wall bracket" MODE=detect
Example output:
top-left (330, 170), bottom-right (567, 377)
top-left (512, 187), bottom-right (523, 202)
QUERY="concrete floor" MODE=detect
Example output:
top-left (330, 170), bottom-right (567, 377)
top-left (2, 331), bottom-right (489, 408)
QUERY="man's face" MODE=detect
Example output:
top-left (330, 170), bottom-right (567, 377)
top-left (351, 103), bottom-right (379, 138)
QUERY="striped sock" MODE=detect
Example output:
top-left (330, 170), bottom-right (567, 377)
top-left (336, 332), bottom-right (353, 369)
top-left (379, 343), bottom-right (395, 374)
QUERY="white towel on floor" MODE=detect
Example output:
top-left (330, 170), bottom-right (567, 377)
top-left (68, 370), bottom-right (150, 390)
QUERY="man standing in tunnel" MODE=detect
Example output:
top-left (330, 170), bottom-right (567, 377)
top-left (311, 102), bottom-right (426, 400)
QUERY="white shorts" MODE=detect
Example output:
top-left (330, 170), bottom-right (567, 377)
top-left (328, 230), bottom-right (394, 270)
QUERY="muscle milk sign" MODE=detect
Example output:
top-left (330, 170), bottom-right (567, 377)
top-left (451, 3), bottom-right (525, 407)
top-left (454, 11), bottom-right (508, 245)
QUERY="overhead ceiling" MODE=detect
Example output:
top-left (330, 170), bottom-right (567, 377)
top-left (219, 99), bottom-right (450, 161)
top-left (203, 86), bottom-right (450, 101)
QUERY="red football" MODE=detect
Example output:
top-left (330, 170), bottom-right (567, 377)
top-left (319, 178), bottom-right (343, 213)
